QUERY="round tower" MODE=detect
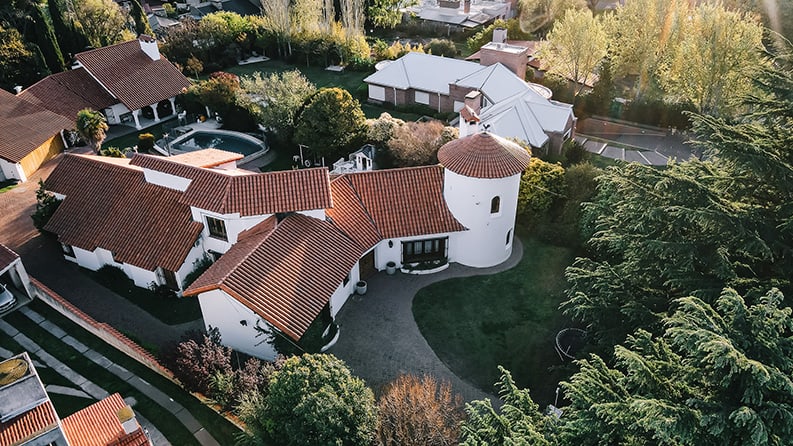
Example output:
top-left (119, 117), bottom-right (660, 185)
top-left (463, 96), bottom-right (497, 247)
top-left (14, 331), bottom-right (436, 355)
top-left (438, 132), bottom-right (530, 268)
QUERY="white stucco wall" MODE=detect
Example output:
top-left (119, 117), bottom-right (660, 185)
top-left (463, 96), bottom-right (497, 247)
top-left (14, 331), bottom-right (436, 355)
top-left (443, 169), bottom-right (521, 268)
top-left (373, 232), bottom-right (459, 268)
top-left (103, 103), bottom-right (132, 125)
top-left (72, 246), bottom-right (102, 271)
top-left (297, 209), bottom-right (326, 220)
top-left (190, 208), bottom-right (271, 254)
top-left (142, 168), bottom-right (192, 191)
top-left (176, 240), bottom-right (209, 289)
top-left (329, 261), bottom-right (360, 317)
top-left (198, 289), bottom-right (278, 360)
top-left (123, 262), bottom-right (158, 290)
top-left (0, 159), bottom-right (25, 182)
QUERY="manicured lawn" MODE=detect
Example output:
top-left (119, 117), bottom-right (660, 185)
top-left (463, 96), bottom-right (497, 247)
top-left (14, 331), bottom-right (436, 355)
top-left (224, 59), bottom-right (372, 93)
top-left (413, 237), bottom-right (577, 405)
top-left (0, 179), bottom-right (18, 194)
top-left (26, 300), bottom-right (243, 444)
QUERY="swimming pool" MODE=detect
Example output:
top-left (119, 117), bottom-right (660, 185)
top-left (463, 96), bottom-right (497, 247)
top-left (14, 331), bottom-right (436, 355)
top-left (158, 129), bottom-right (268, 162)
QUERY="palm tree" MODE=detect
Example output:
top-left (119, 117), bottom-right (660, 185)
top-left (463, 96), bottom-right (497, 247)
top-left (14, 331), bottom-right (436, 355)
top-left (75, 108), bottom-right (109, 153)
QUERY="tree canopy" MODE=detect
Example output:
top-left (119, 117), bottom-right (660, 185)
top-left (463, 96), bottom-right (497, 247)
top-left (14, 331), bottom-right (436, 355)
top-left (293, 87), bottom-right (367, 162)
top-left (238, 354), bottom-right (377, 446)
top-left (75, 108), bottom-right (109, 153)
top-left (241, 70), bottom-right (316, 141)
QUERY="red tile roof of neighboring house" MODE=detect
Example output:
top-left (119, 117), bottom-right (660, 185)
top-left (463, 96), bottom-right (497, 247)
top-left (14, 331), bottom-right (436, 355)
top-left (438, 132), bottom-right (530, 179)
top-left (0, 89), bottom-right (73, 163)
top-left (0, 401), bottom-right (59, 446)
top-left (0, 243), bottom-right (19, 272)
top-left (185, 214), bottom-right (365, 340)
top-left (344, 166), bottom-right (466, 238)
top-left (75, 39), bottom-right (191, 111)
top-left (19, 68), bottom-right (116, 119)
top-left (62, 393), bottom-right (148, 446)
top-left (44, 154), bottom-right (202, 271)
top-left (166, 149), bottom-right (243, 168)
top-left (130, 154), bottom-right (332, 216)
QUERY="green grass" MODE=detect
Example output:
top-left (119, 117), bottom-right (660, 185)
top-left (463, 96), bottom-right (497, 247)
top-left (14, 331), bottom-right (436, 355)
top-left (26, 300), bottom-right (243, 444)
top-left (413, 237), bottom-right (577, 405)
top-left (0, 179), bottom-right (18, 194)
top-left (224, 59), bottom-right (372, 93)
top-left (48, 393), bottom-right (96, 418)
top-left (84, 268), bottom-right (202, 326)
top-left (4, 309), bottom-right (202, 446)
top-left (105, 122), bottom-right (168, 153)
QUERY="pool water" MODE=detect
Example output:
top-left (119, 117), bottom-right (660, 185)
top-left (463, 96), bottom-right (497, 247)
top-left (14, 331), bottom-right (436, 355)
top-left (174, 131), bottom-right (264, 157)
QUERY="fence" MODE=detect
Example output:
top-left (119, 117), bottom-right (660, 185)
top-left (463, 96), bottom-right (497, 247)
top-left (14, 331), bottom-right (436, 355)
top-left (29, 277), bottom-right (176, 382)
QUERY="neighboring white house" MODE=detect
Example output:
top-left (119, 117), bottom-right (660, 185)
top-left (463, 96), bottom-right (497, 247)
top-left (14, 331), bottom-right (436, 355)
top-left (21, 36), bottom-right (190, 130)
top-left (44, 132), bottom-right (530, 360)
top-left (364, 51), bottom-right (575, 153)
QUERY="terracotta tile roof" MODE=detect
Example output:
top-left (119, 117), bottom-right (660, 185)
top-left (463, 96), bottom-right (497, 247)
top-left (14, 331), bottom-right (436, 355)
top-left (62, 393), bottom-right (148, 446)
top-left (76, 40), bottom-right (191, 111)
top-left (343, 166), bottom-right (466, 239)
top-left (0, 401), bottom-right (59, 446)
top-left (438, 132), bottom-right (530, 179)
top-left (0, 89), bottom-right (73, 163)
top-left (130, 154), bottom-right (332, 216)
top-left (185, 214), bottom-right (365, 340)
top-left (327, 177), bottom-right (382, 249)
top-left (166, 149), bottom-right (243, 168)
top-left (0, 243), bottom-right (19, 272)
top-left (19, 68), bottom-right (116, 119)
top-left (44, 154), bottom-right (203, 271)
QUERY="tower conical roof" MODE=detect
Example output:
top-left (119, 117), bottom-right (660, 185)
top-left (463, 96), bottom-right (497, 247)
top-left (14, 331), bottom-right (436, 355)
top-left (437, 132), bottom-right (530, 179)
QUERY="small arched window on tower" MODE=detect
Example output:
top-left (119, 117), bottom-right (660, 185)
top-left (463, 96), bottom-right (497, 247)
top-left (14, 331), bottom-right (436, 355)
top-left (490, 196), bottom-right (501, 215)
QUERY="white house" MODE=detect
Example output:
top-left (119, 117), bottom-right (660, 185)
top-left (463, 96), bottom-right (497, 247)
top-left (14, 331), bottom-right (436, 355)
top-left (44, 132), bottom-right (530, 360)
top-left (21, 36), bottom-right (190, 129)
top-left (364, 51), bottom-right (575, 153)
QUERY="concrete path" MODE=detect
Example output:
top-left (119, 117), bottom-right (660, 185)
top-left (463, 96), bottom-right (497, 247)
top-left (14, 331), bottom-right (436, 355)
top-left (0, 306), bottom-right (221, 446)
top-left (330, 239), bottom-right (524, 403)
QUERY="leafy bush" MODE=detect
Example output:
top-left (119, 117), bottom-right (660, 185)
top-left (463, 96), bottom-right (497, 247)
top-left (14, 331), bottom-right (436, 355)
top-left (518, 157), bottom-right (566, 218)
top-left (386, 120), bottom-right (457, 167)
top-left (138, 133), bottom-right (155, 153)
top-left (98, 146), bottom-right (128, 158)
top-left (169, 327), bottom-right (232, 394)
top-left (31, 180), bottom-right (61, 231)
top-left (426, 38), bottom-right (457, 57)
top-left (237, 354), bottom-right (377, 446)
top-left (562, 139), bottom-right (589, 166)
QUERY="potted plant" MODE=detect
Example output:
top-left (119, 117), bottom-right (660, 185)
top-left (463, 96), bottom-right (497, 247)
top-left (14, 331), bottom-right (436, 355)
top-left (386, 261), bottom-right (396, 275)
top-left (355, 280), bottom-right (367, 295)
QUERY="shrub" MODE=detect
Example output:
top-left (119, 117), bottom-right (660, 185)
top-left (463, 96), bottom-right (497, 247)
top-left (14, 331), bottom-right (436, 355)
top-left (562, 139), bottom-right (589, 166)
top-left (377, 374), bottom-right (464, 446)
top-left (170, 327), bottom-right (232, 394)
top-left (138, 133), bottom-right (155, 153)
top-left (98, 146), bottom-right (128, 158)
top-left (426, 38), bottom-right (457, 57)
top-left (31, 180), bottom-right (61, 231)
top-left (238, 354), bottom-right (377, 446)
top-left (386, 120), bottom-right (457, 167)
top-left (518, 157), bottom-right (566, 218)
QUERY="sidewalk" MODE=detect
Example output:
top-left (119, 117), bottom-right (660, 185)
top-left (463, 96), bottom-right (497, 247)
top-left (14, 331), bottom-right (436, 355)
top-left (0, 306), bottom-right (220, 446)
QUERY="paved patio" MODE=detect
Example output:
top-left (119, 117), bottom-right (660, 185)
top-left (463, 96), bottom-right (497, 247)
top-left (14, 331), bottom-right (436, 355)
top-left (330, 239), bottom-right (524, 403)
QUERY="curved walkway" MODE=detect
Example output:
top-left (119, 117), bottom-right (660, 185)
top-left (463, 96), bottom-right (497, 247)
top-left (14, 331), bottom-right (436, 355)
top-left (329, 239), bottom-right (524, 403)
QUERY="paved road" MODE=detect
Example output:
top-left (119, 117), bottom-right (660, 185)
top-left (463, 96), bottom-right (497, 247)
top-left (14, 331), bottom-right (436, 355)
top-left (330, 239), bottom-right (524, 403)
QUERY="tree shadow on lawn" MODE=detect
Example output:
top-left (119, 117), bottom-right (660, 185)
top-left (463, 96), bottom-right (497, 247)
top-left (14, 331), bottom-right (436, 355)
top-left (412, 237), bottom-right (579, 406)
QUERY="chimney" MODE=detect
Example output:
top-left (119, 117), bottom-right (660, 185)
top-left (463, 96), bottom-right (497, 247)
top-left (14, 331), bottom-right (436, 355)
top-left (464, 90), bottom-right (482, 115)
top-left (458, 90), bottom-right (482, 137)
top-left (464, 0), bottom-right (470, 13)
top-left (138, 35), bottom-right (160, 61)
top-left (13, 86), bottom-right (22, 94)
top-left (117, 405), bottom-right (141, 435)
top-left (492, 27), bottom-right (507, 44)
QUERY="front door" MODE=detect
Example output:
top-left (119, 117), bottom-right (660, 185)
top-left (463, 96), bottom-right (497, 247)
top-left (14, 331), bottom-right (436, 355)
top-left (359, 250), bottom-right (377, 280)
top-left (157, 267), bottom-right (180, 291)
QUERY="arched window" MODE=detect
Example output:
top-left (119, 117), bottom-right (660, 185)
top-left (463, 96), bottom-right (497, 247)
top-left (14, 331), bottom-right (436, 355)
top-left (490, 196), bottom-right (501, 214)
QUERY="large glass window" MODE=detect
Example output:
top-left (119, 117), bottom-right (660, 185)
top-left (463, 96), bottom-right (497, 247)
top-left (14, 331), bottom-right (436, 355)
top-left (206, 216), bottom-right (228, 241)
top-left (402, 237), bottom-right (447, 263)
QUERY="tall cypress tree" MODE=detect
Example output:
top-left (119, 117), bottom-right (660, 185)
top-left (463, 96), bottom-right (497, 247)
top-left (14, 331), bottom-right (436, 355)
top-left (30, 4), bottom-right (64, 73)
top-left (47, 0), bottom-right (88, 59)
top-left (129, 0), bottom-right (153, 36)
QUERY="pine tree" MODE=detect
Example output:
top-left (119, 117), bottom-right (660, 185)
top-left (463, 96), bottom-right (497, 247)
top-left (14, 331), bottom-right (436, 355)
top-left (30, 4), bottom-right (64, 73)
top-left (129, 0), bottom-right (153, 37)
